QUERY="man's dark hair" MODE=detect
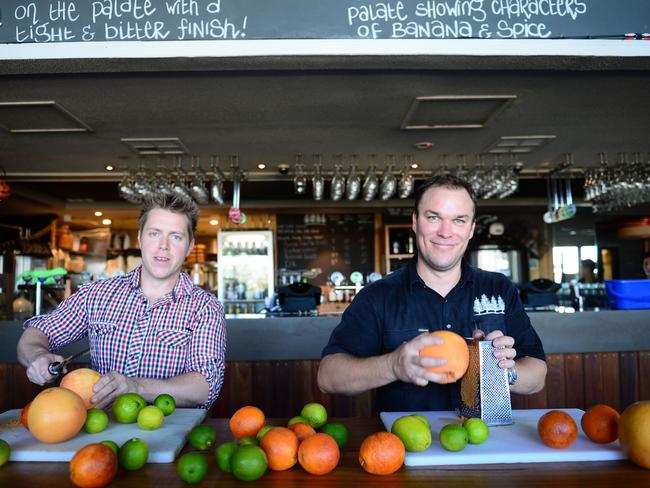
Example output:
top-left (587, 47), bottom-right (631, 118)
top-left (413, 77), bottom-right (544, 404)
top-left (581, 259), bottom-right (596, 271)
top-left (413, 174), bottom-right (477, 219)
top-left (138, 192), bottom-right (199, 241)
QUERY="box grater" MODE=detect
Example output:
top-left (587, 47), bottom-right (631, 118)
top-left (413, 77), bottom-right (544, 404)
top-left (457, 339), bottom-right (513, 426)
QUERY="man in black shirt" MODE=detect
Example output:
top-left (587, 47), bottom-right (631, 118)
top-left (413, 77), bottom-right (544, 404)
top-left (318, 175), bottom-right (547, 412)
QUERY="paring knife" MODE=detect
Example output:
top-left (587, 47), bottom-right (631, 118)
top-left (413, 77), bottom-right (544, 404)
top-left (47, 349), bottom-right (91, 376)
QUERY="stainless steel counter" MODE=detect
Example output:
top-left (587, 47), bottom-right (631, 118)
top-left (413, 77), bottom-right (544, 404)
top-left (1, 309), bottom-right (649, 363)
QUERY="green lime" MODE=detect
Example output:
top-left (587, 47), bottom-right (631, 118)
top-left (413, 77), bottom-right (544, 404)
top-left (300, 403), bottom-right (328, 429)
top-left (83, 408), bottom-right (109, 434)
top-left (215, 442), bottom-right (238, 473)
top-left (176, 451), bottom-right (209, 484)
top-left (256, 425), bottom-right (272, 442)
top-left (0, 439), bottom-right (10, 467)
top-left (463, 418), bottom-right (490, 445)
top-left (100, 440), bottom-right (119, 455)
top-left (230, 445), bottom-right (268, 482)
top-left (391, 415), bottom-right (432, 452)
top-left (154, 394), bottom-right (176, 416)
top-left (320, 422), bottom-right (349, 448)
top-left (119, 437), bottom-right (149, 471)
top-left (113, 393), bottom-right (146, 424)
top-left (188, 424), bottom-right (217, 451)
top-left (239, 435), bottom-right (258, 447)
top-left (287, 416), bottom-right (308, 427)
top-left (137, 405), bottom-right (165, 431)
top-left (439, 424), bottom-right (468, 452)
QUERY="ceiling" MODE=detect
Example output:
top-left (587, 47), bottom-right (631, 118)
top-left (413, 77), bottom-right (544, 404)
top-left (0, 53), bottom-right (649, 224)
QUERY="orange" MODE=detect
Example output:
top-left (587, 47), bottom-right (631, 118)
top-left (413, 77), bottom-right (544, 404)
top-left (20, 401), bottom-right (31, 430)
top-left (289, 422), bottom-right (316, 443)
top-left (618, 400), bottom-right (650, 469)
top-left (259, 426), bottom-right (298, 471)
top-left (538, 410), bottom-right (578, 449)
top-left (60, 368), bottom-right (102, 410)
top-left (229, 405), bottom-right (265, 440)
top-left (581, 404), bottom-right (620, 444)
top-left (298, 432), bottom-right (339, 476)
top-left (418, 330), bottom-right (470, 383)
top-left (358, 431), bottom-right (405, 475)
top-left (28, 387), bottom-right (87, 443)
top-left (69, 443), bottom-right (118, 488)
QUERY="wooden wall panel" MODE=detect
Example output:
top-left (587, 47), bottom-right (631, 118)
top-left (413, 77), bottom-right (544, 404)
top-left (2, 351), bottom-right (649, 418)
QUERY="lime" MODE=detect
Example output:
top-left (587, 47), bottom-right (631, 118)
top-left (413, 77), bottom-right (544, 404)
top-left (320, 422), bottom-right (349, 448)
top-left (137, 405), bottom-right (165, 431)
top-left (256, 425), bottom-right (272, 442)
top-left (391, 415), bottom-right (432, 452)
top-left (287, 416), bottom-right (308, 427)
top-left (188, 424), bottom-right (217, 451)
top-left (230, 445), bottom-right (268, 482)
top-left (176, 451), bottom-right (209, 485)
top-left (100, 440), bottom-right (119, 455)
top-left (154, 394), bottom-right (176, 416)
top-left (239, 436), bottom-right (258, 447)
top-left (463, 418), bottom-right (490, 445)
top-left (300, 403), bottom-right (328, 429)
top-left (439, 424), bottom-right (469, 452)
top-left (0, 439), bottom-right (10, 467)
top-left (119, 437), bottom-right (149, 471)
top-left (83, 408), bottom-right (109, 434)
top-left (113, 393), bottom-right (146, 424)
top-left (215, 441), bottom-right (238, 473)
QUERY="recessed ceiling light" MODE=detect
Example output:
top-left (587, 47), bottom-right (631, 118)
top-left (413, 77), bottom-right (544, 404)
top-left (257, 162), bottom-right (267, 170)
top-left (94, 211), bottom-right (103, 217)
top-left (209, 219), bottom-right (219, 226)
top-left (414, 142), bottom-right (434, 150)
top-left (410, 163), bottom-right (419, 169)
top-left (102, 218), bottom-right (112, 225)
top-left (105, 164), bottom-right (114, 171)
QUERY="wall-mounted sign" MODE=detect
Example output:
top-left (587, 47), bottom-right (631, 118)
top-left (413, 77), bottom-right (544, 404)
top-left (0, 0), bottom-right (648, 43)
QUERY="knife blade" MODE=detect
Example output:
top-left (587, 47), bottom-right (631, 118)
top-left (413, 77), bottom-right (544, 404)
top-left (47, 348), bottom-right (91, 376)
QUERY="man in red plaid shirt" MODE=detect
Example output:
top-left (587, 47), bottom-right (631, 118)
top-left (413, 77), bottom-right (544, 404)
top-left (17, 193), bottom-right (226, 409)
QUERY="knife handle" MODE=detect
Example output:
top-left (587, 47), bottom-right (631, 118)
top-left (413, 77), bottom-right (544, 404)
top-left (48, 362), bottom-right (62, 376)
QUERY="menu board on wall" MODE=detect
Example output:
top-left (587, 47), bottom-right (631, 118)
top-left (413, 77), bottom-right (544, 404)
top-left (1, 0), bottom-right (648, 43)
top-left (276, 213), bottom-right (374, 282)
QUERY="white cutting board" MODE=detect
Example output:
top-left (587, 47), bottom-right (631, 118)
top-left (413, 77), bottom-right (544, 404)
top-left (381, 409), bottom-right (626, 466)
top-left (0, 408), bottom-right (206, 463)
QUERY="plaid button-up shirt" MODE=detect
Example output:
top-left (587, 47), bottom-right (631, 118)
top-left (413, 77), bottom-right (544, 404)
top-left (25, 266), bottom-right (226, 409)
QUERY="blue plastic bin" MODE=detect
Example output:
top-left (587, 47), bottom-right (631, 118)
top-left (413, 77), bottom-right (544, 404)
top-left (605, 280), bottom-right (650, 310)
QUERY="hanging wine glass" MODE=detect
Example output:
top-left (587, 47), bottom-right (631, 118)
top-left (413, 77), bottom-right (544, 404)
top-left (397, 155), bottom-right (414, 199)
top-left (293, 154), bottom-right (307, 195)
top-left (379, 155), bottom-right (397, 200)
top-left (346, 155), bottom-right (361, 200)
top-left (362, 154), bottom-right (379, 201)
top-left (311, 154), bottom-right (324, 201)
top-left (209, 155), bottom-right (226, 205)
top-left (133, 161), bottom-right (154, 200)
top-left (330, 156), bottom-right (346, 201)
top-left (170, 156), bottom-right (191, 199)
top-left (189, 156), bottom-right (209, 204)
top-left (118, 165), bottom-right (140, 203)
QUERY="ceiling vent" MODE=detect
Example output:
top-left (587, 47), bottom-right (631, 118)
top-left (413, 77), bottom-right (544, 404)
top-left (485, 135), bottom-right (556, 154)
top-left (121, 137), bottom-right (190, 156)
top-left (0, 101), bottom-right (92, 133)
top-left (401, 95), bottom-right (516, 130)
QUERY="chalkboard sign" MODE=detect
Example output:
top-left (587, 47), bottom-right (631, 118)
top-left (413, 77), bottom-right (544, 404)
top-left (276, 213), bottom-right (374, 282)
top-left (0, 0), bottom-right (648, 43)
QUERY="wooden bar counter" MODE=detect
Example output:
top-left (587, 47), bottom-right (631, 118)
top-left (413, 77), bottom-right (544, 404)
top-left (1, 417), bottom-right (649, 487)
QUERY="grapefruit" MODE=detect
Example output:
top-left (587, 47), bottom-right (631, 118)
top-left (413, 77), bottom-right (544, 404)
top-left (60, 368), bottom-right (101, 410)
top-left (28, 387), bottom-right (87, 443)
top-left (618, 401), bottom-right (650, 469)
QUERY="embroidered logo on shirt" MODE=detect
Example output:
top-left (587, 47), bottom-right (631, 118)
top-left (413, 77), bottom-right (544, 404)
top-left (473, 294), bottom-right (505, 316)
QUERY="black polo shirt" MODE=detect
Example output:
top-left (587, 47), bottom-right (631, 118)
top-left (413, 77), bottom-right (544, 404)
top-left (321, 259), bottom-right (545, 413)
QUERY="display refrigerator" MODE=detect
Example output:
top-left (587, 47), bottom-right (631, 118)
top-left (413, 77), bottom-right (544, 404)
top-left (217, 230), bottom-right (274, 315)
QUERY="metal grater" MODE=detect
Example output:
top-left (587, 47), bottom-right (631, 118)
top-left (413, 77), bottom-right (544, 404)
top-left (457, 339), bottom-right (513, 426)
